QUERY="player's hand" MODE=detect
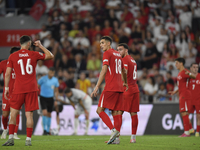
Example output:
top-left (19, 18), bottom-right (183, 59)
top-left (123, 83), bottom-right (128, 91)
top-left (4, 87), bottom-right (9, 100)
top-left (168, 91), bottom-right (176, 96)
top-left (91, 86), bottom-right (98, 97)
top-left (184, 69), bottom-right (190, 75)
top-left (34, 40), bottom-right (42, 47)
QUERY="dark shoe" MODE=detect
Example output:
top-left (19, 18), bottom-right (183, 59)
top-left (2, 138), bottom-right (14, 146)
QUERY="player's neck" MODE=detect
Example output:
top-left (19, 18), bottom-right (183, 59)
top-left (179, 66), bottom-right (185, 72)
top-left (105, 46), bottom-right (112, 51)
top-left (21, 46), bottom-right (28, 50)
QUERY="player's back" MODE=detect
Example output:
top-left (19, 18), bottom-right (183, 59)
top-left (189, 73), bottom-right (200, 104)
top-left (177, 70), bottom-right (191, 97)
top-left (0, 60), bottom-right (15, 95)
top-left (7, 49), bottom-right (45, 94)
top-left (122, 55), bottom-right (139, 93)
top-left (103, 49), bottom-right (123, 92)
top-left (71, 88), bottom-right (87, 104)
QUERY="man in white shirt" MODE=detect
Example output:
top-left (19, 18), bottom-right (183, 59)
top-left (165, 16), bottom-right (180, 36)
top-left (73, 30), bottom-right (90, 49)
top-left (64, 88), bottom-right (92, 135)
top-left (36, 60), bottom-right (49, 75)
top-left (179, 6), bottom-right (192, 30)
top-left (153, 17), bottom-right (162, 38)
top-left (39, 24), bottom-right (51, 41)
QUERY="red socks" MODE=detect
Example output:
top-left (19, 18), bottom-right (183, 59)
top-left (14, 114), bottom-right (20, 133)
top-left (26, 128), bottom-right (33, 138)
top-left (99, 112), bottom-right (114, 130)
top-left (9, 124), bottom-right (16, 135)
top-left (131, 115), bottom-right (138, 135)
top-left (182, 115), bottom-right (190, 131)
top-left (113, 115), bottom-right (122, 132)
top-left (2, 116), bottom-right (8, 130)
top-left (197, 125), bottom-right (200, 132)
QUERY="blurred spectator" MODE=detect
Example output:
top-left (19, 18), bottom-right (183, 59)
top-left (120, 4), bottom-right (134, 28)
top-left (93, 1), bottom-right (106, 25)
top-left (59, 0), bottom-right (73, 13)
top-left (142, 40), bottom-right (158, 69)
top-left (39, 24), bottom-right (51, 41)
top-left (191, 0), bottom-right (200, 17)
top-left (0, 0), bottom-right (5, 16)
top-left (62, 14), bottom-right (72, 31)
top-left (106, 0), bottom-right (121, 10)
top-left (87, 82), bottom-right (97, 101)
top-left (153, 17), bottom-right (162, 38)
top-left (167, 32), bottom-right (176, 48)
top-left (160, 43), bottom-right (169, 70)
top-left (63, 70), bottom-right (75, 88)
top-left (76, 72), bottom-right (91, 94)
top-left (144, 76), bottom-right (158, 103)
top-left (179, 6), bottom-right (192, 30)
top-left (184, 42), bottom-right (197, 68)
top-left (129, 42), bottom-right (141, 68)
top-left (92, 34), bottom-right (101, 58)
top-left (86, 54), bottom-right (101, 71)
top-left (36, 60), bottom-right (49, 76)
top-left (71, 43), bottom-right (85, 57)
top-left (52, 10), bottom-right (62, 25)
top-left (175, 31), bottom-right (188, 57)
top-left (69, 23), bottom-right (79, 38)
top-left (138, 69), bottom-right (148, 88)
top-left (73, 30), bottom-right (90, 50)
top-left (156, 83), bottom-right (169, 102)
top-left (56, 54), bottom-right (69, 71)
top-left (158, 0), bottom-right (171, 19)
top-left (185, 25), bottom-right (195, 41)
top-left (130, 24), bottom-right (143, 42)
top-left (166, 44), bottom-right (179, 70)
top-left (45, 0), bottom-right (55, 13)
top-left (174, 0), bottom-right (189, 15)
top-left (71, 54), bottom-right (86, 73)
top-left (165, 71), bottom-right (175, 92)
top-left (107, 9), bottom-right (118, 28)
top-left (78, 0), bottom-right (93, 18)
top-left (165, 16), bottom-right (180, 36)
top-left (60, 32), bottom-right (73, 43)
top-left (58, 76), bottom-right (67, 91)
top-left (102, 20), bottom-right (113, 36)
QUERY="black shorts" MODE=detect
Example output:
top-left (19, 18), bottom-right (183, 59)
top-left (40, 96), bottom-right (54, 113)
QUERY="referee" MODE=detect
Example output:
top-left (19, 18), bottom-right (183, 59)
top-left (38, 67), bottom-right (59, 135)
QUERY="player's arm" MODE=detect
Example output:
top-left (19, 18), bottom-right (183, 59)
top-left (184, 69), bottom-right (196, 79)
top-left (4, 67), bottom-right (12, 99)
top-left (56, 98), bottom-right (68, 105)
top-left (122, 67), bottom-right (128, 91)
top-left (91, 65), bottom-right (107, 97)
top-left (168, 89), bottom-right (179, 95)
top-left (54, 87), bottom-right (59, 101)
top-left (78, 99), bottom-right (89, 116)
top-left (69, 99), bottom-right (76, 109)
top-left (34, 40), bottom-right (54, 60)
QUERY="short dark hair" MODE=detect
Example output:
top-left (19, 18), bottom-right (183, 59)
top-left (118, 43), bottom-right (129, 50)
top-left (190, 62), bottom-right (199, 67)
top-left (59, 89), bottom-right (64, 93)
top-left (49, 67), bottom-right (55, 72)
top-left (10, 47), bottom-right (20, 54)
top-left (175, 57), bottom-right (185, 65)
top-left (20, 35), bottom-right (31, 45)
top-left (64, 88), bottom-right (71, 94)
top-left (58, 76), bottom-right (63, 80)
top-left (167, 71), bottom-right (172, 75)
top-left (101, 36), bottom-right (112, 44)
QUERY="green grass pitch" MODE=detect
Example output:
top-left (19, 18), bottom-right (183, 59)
top-left (0, 135), bottom-right (200, 150)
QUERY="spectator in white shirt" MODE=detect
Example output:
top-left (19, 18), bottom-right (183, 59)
top-left (165, 15), bottom-right (180, 36)
top-left (59, 0), bottom-right (73, 13)
top-left (39, 24), bottom-right (51, 41)
top-left (36, 60), bottom-right (49, 76)
top-left (191, 0), bottom-right (200, 17)
top-left (106, 0), bottom-right (121, 10)
top-left (183, 42), bottom-right (197, 68)
top-left (179, 6), bottom-right (192, 30)
top-left (175, 31), bottom-right (189, 57)
top-left (153, 17), bottom-right (162, 38)
top-left (73, 30), bottom-right (90, 50)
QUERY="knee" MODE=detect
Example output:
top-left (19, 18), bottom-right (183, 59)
top-left (2, 111), bottom-right (9, 117)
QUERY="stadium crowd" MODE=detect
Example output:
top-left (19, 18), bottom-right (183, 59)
top-left (1, 0), bottom-right (200, 103)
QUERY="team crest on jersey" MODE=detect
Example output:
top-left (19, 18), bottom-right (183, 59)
top-left (196, 80), bottom-right (200, 84)
top-left (177, 75), bottom-right (182, 80)
top-left (39, 52), bottom-right (43, 56)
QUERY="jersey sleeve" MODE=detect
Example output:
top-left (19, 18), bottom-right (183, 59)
top-left (122, 58), bottom-right (127, 70)
top-left (102, 52), bottom-right (109, 66)
top-left (182, 70), bottom-right (190, 78)
top-left (33, 51), bottom-right (46, 60)
top-left (7, 56), bottom-right (13, 68)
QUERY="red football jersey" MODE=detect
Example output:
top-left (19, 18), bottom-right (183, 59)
top-left (177, 70), bottom-right (191, 98)
top-left (189, 73), bottom-right (200, 105)
top-left (122, 55), bottom-right (139, 93)
top-left (0, 60), bottom-right (15, 98)
top-left (102, 49), bottom-right (124, 92)
top-left (7, 49), bottom-right (45, 94)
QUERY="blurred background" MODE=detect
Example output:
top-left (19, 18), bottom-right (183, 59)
top-left (0, 0), bottom-right (200, 104)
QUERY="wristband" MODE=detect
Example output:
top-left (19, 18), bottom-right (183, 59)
top-left (189, 73), bottom-right (192, 76)
top-left (5, 87), bottom-right (9, 91)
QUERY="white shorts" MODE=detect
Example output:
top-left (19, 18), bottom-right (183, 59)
top-left (75, 96), bottom-right (92, 116)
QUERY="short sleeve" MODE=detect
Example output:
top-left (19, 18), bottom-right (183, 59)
top-left (122, 58), bottom-right (128, 70)
top-left (0, 61), bottom-right (3, 74)
top-left (33, 51), bottom-right (46, 60)
top-left (102, 52), bottom-right (109, 66)
top-left (182, 69), bottom-right (190, 78)
top-left (55, 78), bottom-right (59, 87)
top-left (7, 56), bottom-right (13, 68)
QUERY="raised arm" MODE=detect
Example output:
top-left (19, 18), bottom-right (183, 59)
top-left (34, 40), bottom-right (54, 60)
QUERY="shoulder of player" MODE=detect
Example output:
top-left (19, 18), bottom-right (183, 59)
top-left (0, 59), bottom-right (8, 65)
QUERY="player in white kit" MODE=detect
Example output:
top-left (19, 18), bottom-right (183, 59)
top-left (64, 88), bottom-right (92, 135)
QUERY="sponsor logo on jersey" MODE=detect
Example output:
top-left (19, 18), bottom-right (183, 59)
top-left (19, 53), bottom-right (29, 57)
top-left (177, 75), bottom-right (182, 80)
